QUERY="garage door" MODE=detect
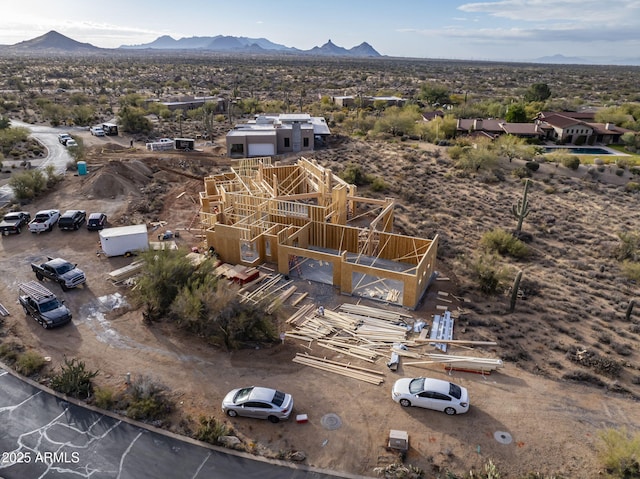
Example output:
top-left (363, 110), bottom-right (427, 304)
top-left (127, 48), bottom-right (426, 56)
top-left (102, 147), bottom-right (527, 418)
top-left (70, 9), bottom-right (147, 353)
top-left (248, 143), bottom-right (275, 157)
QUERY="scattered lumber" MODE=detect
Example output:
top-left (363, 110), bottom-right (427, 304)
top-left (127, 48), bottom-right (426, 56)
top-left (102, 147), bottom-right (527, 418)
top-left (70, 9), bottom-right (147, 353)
top-left (0, 303), bottom-right (9, 316)
top-left (415, 339), bottom-right (498, 346)
top-left (267, 285), bottom-right (297, 313)
top-left (404, 353), bottom-right (504, 373)
top-left (292, 353), bottom-right (385, 385)
top-left (291, 292), bottom-right (309, 307)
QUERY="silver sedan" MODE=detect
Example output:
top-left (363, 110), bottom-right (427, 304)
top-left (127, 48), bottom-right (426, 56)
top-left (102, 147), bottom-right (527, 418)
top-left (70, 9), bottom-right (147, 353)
top-left (222, 386), bottom-right (294, 423)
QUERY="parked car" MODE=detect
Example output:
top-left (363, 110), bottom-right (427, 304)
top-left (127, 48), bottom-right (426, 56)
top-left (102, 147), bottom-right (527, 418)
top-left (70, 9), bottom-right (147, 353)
top-left (222, 386), bottom-right (293, 423)
top-left (58, 133), bottom-right (72, 145)
top-left (0, 211), bottom-right (31, 235)
top-left (87, 212), bottom-right (107, 231)
top-left (58, 210), bottom-right (86, 230)
top-left (66, 139), bottom-right (78, 147)
top-left (28, 209), bottom-right (60, 233)
top-left (18, 281), bottom-right (72, 329)
top-left (90, 126), bottom-right (105, 136)
top-left (391, 377), bottom-right (469, 415)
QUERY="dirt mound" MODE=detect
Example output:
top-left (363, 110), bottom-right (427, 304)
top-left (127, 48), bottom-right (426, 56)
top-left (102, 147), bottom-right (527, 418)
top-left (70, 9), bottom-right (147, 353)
top-left (81, 160), bottom-right (154, 199)
top-left (100, 143), bottom-right (130, 152)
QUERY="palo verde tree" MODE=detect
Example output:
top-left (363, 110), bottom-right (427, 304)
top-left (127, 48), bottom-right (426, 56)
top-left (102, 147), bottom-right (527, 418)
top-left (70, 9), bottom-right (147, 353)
top-left (524, 82), bottom-right (552, 102)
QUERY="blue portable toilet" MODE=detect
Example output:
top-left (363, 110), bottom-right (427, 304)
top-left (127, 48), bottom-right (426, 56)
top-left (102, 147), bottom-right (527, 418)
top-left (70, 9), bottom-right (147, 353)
top-left (77, 161), bottom-right (87, 175)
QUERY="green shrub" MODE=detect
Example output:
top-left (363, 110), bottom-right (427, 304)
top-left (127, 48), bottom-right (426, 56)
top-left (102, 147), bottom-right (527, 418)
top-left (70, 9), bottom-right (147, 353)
top-left (370, 176), bottom-right (387, 192)
top-left (93, 386), bottom-right (116, 410)
top-left (511, 167), bottom-right (532, 179)
top-left (625, 182), bottom-right (640, 192)
top-left (469, 254), bottom-right (511, 295)
top-left (561, 155), bottom-right (580, 170)
top-left (621, 261), bottom-right (640, 282)
top-left (480, 228), bottom-right (529, 258)
top-left (194, 416), bottom-right (231, 445)
top-left (15, 351), bottom-right (46, 376)
top-left (0, 342), bottom-right (22, 364)
top-left (598, 428), bottom-right (640, 478)
top-left (123, 375), bottom-right (173, 421)
top-left (615, 168), bottom-right (625, 177)
top-left (49, 357), bottom-right (99, 399)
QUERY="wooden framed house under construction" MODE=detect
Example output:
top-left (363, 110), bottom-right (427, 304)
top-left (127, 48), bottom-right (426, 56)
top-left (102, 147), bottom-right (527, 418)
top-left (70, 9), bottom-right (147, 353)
top-left (198, 157), bottom-right (438, 309)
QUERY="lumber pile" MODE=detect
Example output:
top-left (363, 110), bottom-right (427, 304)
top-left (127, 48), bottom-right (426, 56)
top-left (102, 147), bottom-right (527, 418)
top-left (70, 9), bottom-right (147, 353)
top-left (292, 353), bottom-right (385, 385)
top-left (0, 302), bottom-right (9, 316)
top-left (404, 353), bottom-right (504, 374)
top-left (107, 260), bottom-right (145, 283)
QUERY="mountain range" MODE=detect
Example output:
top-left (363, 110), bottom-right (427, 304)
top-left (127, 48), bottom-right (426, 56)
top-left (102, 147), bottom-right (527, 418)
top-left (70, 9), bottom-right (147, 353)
top-left (0, 30), bottom-right (381, 57)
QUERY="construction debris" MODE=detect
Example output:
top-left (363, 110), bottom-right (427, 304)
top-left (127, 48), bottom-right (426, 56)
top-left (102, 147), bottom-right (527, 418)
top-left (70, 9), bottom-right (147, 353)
top-left (292, 353), bottom-right (385, 385)
top-left (404, 353), bottom-right (504, 374)
top-left (107, 260), bottom-right (145, 283)
top-left (0, 302), bottom-right (9, 316)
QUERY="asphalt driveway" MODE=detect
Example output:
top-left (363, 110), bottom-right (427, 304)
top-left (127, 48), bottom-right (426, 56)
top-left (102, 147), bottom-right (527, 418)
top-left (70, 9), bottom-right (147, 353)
top-left (0, 366), bottom-right (368, 479)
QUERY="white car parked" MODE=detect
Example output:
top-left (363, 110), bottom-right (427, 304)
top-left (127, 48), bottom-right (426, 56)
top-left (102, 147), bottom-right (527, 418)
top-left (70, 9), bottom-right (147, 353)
top-left (90, 126), bottom-right (105, 136)
top-left (392, 377), bottom-right (469, 415)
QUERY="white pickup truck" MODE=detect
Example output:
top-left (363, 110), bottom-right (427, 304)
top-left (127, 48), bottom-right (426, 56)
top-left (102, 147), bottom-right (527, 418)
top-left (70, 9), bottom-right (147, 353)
top-left (28, 209), bottom-right (60, 233)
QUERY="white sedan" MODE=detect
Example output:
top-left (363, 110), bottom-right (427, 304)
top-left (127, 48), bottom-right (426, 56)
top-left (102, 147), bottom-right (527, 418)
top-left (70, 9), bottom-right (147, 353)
top-left (392, 377), bottom-right (469, 415)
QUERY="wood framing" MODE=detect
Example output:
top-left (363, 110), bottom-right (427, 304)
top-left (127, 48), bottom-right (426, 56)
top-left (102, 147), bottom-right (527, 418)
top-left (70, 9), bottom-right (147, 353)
top-left (198, 157), bottom-right (438, 308)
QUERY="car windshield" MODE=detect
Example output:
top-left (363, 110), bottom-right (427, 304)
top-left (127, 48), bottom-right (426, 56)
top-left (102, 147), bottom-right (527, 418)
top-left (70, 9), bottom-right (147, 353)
top-left (449, 382), bottom-right (462, 400)
top-left (54, 263), bottom-right (74, 274)
top-left (234, 387), bottom-right (253, 403)
top-left (408, 378), bottom-right (425, 394)
top-left (35, 215), bottom-right (48, 222)
top-left (39, 299), bottom-right (61, 312)
top-left (4, 214), bottom-right (19, 221)
top-left (272, 390), bottom-right (286, 406)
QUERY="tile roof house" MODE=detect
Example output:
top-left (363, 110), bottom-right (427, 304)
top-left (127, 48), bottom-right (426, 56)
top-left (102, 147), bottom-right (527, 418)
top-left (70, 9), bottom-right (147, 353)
top-left (534, 112), bottom-right (631, 144)
top-left (456, 119), bottom-right (545, 140)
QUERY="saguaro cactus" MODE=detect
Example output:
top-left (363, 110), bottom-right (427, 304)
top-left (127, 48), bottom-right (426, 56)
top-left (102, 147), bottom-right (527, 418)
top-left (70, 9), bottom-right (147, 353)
top-left (509, 270), bottom-right (523, 313)
top-left (626, 299), bottom-right (636, 321)
top-left (512, 179), bottom-right (531, 233)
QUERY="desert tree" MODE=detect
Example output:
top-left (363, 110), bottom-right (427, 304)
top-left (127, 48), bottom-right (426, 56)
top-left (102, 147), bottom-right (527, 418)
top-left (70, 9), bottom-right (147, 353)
top-left (524, 82), bottom-right (552, 102)
top-left (505, 103), bottom-right (528, 123)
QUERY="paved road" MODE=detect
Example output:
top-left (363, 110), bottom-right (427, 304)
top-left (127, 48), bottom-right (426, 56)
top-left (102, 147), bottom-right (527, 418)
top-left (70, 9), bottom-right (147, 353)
top-left (0, 367), bottom-right (366, 479)
top-left (0, 120), bottom-right (74, 207)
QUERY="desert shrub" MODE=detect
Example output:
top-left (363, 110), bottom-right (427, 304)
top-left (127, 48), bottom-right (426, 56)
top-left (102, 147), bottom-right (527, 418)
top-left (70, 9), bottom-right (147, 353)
top-left (480, 228), bottom-right (529, 258)
top-left (15, 351), bottom-right (46, 376)
top-left (562, 371), bottom-right (606, 387)
top-left (615, 168), bottom-right (625, 177)
top-left (0, 342), bottom-right (22, 364)
top-left (123, 375), bottom-right (173, 421)
top-left (566, 346), bottom-right (622, 378)
top-left (561, 155), bottom-right (580, 170)
top-left (373, 462), bottom-right (424, 479)
top-left (598, 428), bottom-right (640, 479)
top-left (511, 167), bottom-right (532, 179)
top-left (525, 161), bottom-right (540, 172)
top-left (468, 254), bottom-right (511, 295)
top-left (49, 357), bottom-right (99, 399)
top-left (622, 262), bottom-right (640, 281)
top-left (93, 386), bottom-right (116, 410)
top-left (194, 416), bottom-right (231, 445)
top-left (8, 169), bottom-right (47, 200)
top-left (625, 182), bottom-right (640, 192)
top-left (370, 176), bottom-right (388, 192)
top-left (615, 232), bottom-right (640, 261)
top-left (340, 163), bottom-right (371, 186)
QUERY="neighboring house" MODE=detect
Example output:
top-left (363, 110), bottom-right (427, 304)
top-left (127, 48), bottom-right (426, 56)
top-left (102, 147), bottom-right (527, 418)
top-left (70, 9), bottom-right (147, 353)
top-left (456, 118), bottom-right (545, 141)
top-left (226, 113), bottom-right (330, 158)
top-left (331, 95), bottom-right (406, 108)
top-left (147, 96), bottom-right (226, 113)
top-left (534, 112), bottom-right (631, 144)
top-left (421, 110), bottom-right (444, 122)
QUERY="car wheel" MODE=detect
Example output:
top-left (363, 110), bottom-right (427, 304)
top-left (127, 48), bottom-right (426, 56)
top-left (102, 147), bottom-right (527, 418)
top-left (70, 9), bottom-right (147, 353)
top-left (48, 224), bottom-right (53, 232)
top-left (36, 272), bottom-right (43, 281)
top-left (444, 407), bottom-right (457, 415)
top-left (226, 409), bottom-right (238, 418)
top-left (267, 416), bottom-right (280, 424)
top-left (22, 306), bottom-right (29, 315)
top-left (399, 399), bottom-right (411, 407)
top-left (41, 321), bottom-right (48, 329)
top-left (16, 227), bottom-right (21, 234)
top-left (74, 224), bottom-right (79, 230)
top-left (61, 282), bottom-right (69, 292)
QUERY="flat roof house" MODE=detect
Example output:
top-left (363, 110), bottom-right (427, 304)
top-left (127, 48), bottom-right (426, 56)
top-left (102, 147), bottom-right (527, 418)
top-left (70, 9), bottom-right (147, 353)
top-left (226, 114), bottom-right (330, 158)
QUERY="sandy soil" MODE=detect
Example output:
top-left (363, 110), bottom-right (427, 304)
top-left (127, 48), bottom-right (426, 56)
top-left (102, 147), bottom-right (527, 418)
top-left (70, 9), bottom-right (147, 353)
top-left (1, 132), bottom-right (640, 478)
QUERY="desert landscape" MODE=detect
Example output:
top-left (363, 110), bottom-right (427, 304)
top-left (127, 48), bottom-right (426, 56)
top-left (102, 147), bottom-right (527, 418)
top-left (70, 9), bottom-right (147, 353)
top-left (1, 52), bottom-right (640, 478)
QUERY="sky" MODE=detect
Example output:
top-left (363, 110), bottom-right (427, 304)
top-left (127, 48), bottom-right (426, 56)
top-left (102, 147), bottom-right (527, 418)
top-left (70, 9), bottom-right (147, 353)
top-left (1, 0), bottom-right (640, 62)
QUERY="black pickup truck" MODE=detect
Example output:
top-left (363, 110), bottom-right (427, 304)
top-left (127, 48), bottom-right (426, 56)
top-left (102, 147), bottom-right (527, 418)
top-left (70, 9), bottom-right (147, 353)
top-left (0, 211), bottom-right (31, 235)
top-left (18, 281), bottom-right (72, 329)
top-left (31, 257), bottom-right (86, 291)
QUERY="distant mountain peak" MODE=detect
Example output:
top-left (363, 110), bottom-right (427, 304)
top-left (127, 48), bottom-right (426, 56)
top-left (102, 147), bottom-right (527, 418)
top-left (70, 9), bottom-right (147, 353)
top-left (10, 30), bottom-right (99, 52)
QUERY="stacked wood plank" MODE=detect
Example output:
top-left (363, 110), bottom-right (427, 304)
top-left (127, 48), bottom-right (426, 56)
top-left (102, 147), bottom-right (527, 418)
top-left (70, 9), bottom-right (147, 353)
top-left (107, 260), bottom-right (145, 283)
top-left (0, 302), bottom-right (9, 316)
top-left (292, 353), bottom-right (385, 385)
top-left (404, 353), bottom-right (504, 373)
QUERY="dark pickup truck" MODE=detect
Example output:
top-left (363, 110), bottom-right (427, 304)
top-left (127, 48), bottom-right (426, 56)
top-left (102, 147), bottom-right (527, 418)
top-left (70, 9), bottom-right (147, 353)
top-left (31, 257), bottom-right (86, 291)
top-left (58, 210), bottom-right (86, 230)
top-left (0, 211), bottom-right (31, 235)
top-left (18, 281), bottom-right (72, 329)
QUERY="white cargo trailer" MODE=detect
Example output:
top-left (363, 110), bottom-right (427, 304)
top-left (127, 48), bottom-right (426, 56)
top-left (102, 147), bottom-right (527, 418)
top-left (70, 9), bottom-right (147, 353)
top-left (99, 225), bottom-right (149, 257)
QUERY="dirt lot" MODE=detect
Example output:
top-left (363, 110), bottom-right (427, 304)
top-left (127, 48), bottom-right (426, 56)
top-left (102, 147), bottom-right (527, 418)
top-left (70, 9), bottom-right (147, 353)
top-left (1, 131), bottom-right (640, 478)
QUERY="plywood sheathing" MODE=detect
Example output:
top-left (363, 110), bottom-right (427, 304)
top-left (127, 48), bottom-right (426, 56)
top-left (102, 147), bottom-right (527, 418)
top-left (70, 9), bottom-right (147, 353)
top-left (198, 157), bottom-right (438, 308)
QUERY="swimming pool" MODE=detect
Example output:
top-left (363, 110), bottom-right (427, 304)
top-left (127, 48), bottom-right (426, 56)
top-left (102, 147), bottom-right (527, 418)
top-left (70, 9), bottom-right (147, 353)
top-left (543, 146), bottom-right (615, 155)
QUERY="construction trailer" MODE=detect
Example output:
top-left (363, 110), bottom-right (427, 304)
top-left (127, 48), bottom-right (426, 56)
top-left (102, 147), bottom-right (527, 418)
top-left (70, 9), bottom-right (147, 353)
top-left (174, 138), bottom-right (195, 150)
top-left (99, 225), bottom-right (149, 257)
top-left (102, 123), bottom-right (118, 136)
top-left (198, 157), bottom-right (438, 309)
